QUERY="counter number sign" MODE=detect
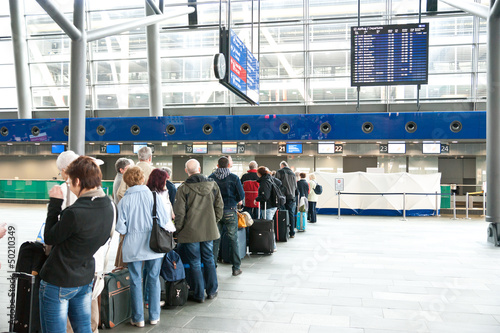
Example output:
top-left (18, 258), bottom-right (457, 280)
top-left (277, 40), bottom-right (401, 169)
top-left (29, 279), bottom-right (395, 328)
top-left (379, 144), bottom-right (388, 153)
top-left (441, 144), bottom-right (449, 154)
top-left (335, 144), bottom-right (343, 153)
top-left (278, 143), bottom-right (286, 153)
top-left (185, 145), bottom-right (193, 154)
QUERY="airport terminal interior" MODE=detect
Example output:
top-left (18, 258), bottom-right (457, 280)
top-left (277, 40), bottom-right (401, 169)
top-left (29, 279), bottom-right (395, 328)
top-left (1, 0), bottom-right (500, 332)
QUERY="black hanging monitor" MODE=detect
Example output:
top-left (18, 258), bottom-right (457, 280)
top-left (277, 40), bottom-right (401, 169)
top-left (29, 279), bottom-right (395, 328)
top-left (351, 23), bottom-right (429, 86)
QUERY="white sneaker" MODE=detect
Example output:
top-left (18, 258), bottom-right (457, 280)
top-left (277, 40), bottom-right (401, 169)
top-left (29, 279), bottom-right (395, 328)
top-left (130, 320), bottom-right (145, 327)
top-left (150, 319), bottom-right (160, 325)
top-left (160, 300), bottom-right (165, 307)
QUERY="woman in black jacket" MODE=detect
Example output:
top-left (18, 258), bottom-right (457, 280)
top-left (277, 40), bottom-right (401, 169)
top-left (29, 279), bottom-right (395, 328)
top-left (39, 156), bottom-right (114, 333)
top-left (254, 167), bottom-right (282, 220)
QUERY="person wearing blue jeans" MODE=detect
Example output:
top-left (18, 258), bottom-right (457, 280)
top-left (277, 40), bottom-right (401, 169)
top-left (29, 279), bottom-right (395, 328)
top-left (276, 161), bottom-right (297, 238)
top-left (209, 156), bottom-right (245, 276)
top-left (116, 166), bottom-right (174, 327)
top-left (178, 241), bottom-right (218, 301)
top-left (128, 258), bottom-right (163, 324)
top-left (39, 156), bottom-right (114, 333)
top-left (39, 280), bottom-right (93, 332)
top-left (213, 209), bottom-right (241, 273)
top-left (173, 159), bottom-right (224, 302)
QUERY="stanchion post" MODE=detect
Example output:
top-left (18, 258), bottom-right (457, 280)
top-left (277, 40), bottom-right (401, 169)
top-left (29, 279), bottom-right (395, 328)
top-left (465, 192), bottom-right (471, 220)
top-left (435, 191), bottom-right (439, 216)
top-left (337, 191), bottom-right (341, 220)
top-left (483, 191), bottom-right (486, 217)
top-left (402, 192), bottom-right (407, 221)
top-left (452, 192), bottom-right (457, 220)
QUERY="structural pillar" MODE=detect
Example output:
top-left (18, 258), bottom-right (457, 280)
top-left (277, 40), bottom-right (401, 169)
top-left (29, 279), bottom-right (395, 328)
top-left (68, 0), bottom-right (87, 155)
top-left (146, 1), bottom-right (163, 117)
top-left (486, 0), bottom-right (500, 226)
top-left (9, 0), bottom-right (32, 119)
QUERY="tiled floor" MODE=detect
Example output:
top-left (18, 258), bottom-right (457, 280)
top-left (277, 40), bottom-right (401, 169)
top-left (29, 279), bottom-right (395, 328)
top-left (2, 203), bottom-right (500, 332)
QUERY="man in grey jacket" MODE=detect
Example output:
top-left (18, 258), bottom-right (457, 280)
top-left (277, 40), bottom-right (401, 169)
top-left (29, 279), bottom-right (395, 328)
top-left (174, 159), bottom-right (224, 303)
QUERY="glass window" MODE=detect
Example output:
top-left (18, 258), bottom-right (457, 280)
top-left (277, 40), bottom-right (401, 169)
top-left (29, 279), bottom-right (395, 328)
top-left (260, 25), bottom-right (304, 53)
top-left (88, 8), bottom-right (144, 30)
top-left (163, 81), bottom-right (228, 105)
top-left (0, 88), bottom-right (17, 109)
top-left (309, 23), bottom-right (351, 51)
top-left (260, 79), bottom-right (305, 103)
top-left (32, 86), bottom-right (73, 108)
top-left (93, 59), bottom-right (150, 84)
top-left (426, 16), bottom-right (474, 45)
top-left (428, 45), bottom-right (472, 73)
top-left (159, 29), bottom-right (219, 56)
top-left (0, 17), bottom-right (11, 37)
top-left (419, 73), bottom-right (472, 99)
top-left (0, 40), bottom-right (14, 64)
top-left (478, 44), bottom-right (487, 72)
top-left (309, 77), bottom-right (381, 102)
top-left (162, 56), bottom-right (214, 81)
top-left (260, 0), bottom-right (304, 22)
top-left (260, 53), bottom-right (304, 79)
top-left (26, 14), bottom-right (72, 35)
top-left (25, 0), bottom-right (76, 15)
top-left (477, 73), bottom-right (487, 100)
top-left (94, 84), bottom-right (149, 109)
top-left (30, 62), bottom-right (71, 86)
top-left (392, 0), bottom-right (456, 14)
top-left (309, 51), bottom-right (349, 77)
top-left (28, 38), bottom-right (71, 62)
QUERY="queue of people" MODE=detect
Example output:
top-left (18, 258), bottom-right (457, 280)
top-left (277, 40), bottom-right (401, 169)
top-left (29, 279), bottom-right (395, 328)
top-left (39, 150), bottom-right (320, 331)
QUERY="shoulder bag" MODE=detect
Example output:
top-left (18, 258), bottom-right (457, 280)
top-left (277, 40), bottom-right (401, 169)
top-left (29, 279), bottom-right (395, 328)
top-left (150, 192), bottom-right (176, 253)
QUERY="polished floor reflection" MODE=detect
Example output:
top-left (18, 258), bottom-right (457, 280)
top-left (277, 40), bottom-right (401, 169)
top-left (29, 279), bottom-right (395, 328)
top-left (1, 203), bottom-right (499, 332)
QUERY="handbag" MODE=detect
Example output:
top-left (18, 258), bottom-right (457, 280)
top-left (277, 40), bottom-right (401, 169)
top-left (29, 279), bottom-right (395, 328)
top-left (150, 192), bottom-right (176, 253)
top-left (237, 211), bottom-right (246, 228)
top-left (93, 199), bottom-right (117, 300)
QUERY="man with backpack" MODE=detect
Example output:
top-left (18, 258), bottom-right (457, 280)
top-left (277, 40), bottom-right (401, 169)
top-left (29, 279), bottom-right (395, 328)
top-left (276, 161), bottom-right (297, 238)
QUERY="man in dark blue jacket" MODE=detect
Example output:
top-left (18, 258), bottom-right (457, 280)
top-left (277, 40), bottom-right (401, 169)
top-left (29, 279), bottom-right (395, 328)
top-left (209, 156), bottom-right (245, 276)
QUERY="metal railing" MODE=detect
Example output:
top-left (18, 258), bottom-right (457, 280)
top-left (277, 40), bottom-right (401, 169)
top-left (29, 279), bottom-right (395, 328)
top-left (333, 191), bottom-right (484, 220)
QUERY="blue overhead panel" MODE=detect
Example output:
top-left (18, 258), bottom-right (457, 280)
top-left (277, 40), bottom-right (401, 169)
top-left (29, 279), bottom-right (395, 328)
top-left (0, 111), bottom-right (486, 143)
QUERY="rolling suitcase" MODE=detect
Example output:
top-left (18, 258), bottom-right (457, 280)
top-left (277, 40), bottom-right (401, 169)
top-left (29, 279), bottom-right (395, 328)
top-left (248, 204), bottom-right (274, 254)
top-left (274, 209), bottom-right (289, 242)
top-left (220, 225), bottom-right (247, 262)
top-left (296, 211), bottom-right (307, 231)
top-left (9, 272), bottom-right (36, 333)
top-left (14, 241), bottom-right (47, 333)
top-left (100, 268), bottom-right (132, 328)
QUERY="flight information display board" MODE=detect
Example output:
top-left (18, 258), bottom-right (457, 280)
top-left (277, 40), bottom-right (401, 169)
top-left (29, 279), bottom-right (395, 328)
top-left (219, 28), bottom-right (260, 105)
top-left (351, 23), bottom-right (429, 86)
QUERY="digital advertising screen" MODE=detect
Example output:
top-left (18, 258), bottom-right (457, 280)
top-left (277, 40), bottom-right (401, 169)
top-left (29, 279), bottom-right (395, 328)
top-left (193, 143), bottom-right (208, 154)
top-left (388, 143), bottom-right (406, 154)
top-left (318, 143), bottom-right (336, 154)
top-left (351, 23), bottom-right (429, 86)
top-left (106, 144), bottom-right (121, 154)
top-left (422, 142), bottom-right (441, 154)
top-left (133, 143), bottom-right (147, 154)
top-left (222, 143), bottom-right (237, 154)
top-left (51, 144), bottom-right (65, 154)
top-left (286, 143), bottom-right (303, 154)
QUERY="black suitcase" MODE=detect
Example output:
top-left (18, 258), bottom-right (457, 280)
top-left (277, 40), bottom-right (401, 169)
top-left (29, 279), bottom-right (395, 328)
top-left (220, 225), bottom-right (247, 262)
top-left (9, 272), bottom-right (36, 333)
top-left (14, 241), bottom-right (47, 333)
top-left (100, 268), bottom-right (132, 328)
top-left (274, 209), bottom-right (289, 242)
top-left (249, 214), bottom-right (274, 254)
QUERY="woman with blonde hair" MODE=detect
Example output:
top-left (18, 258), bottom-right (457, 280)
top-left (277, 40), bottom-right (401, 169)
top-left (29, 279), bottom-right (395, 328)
top-left (116, 166), bottom-right (172, 327)
top-left (308, 173), bottom-right (318, 223)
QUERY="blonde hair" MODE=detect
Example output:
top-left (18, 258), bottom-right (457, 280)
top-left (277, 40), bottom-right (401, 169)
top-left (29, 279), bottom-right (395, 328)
top-left (309, 173), bottom-right (316, 180)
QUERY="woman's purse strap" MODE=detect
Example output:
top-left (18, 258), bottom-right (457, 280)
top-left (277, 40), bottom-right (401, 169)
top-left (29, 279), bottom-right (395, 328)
top-left (101, 199), bottom-right (117, 274)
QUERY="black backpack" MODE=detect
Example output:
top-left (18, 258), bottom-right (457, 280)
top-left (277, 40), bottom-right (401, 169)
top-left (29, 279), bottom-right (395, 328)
top-left (270, 180), bottom-right (286, 207)
top-left (313, 182), bottom-right (323, 195)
